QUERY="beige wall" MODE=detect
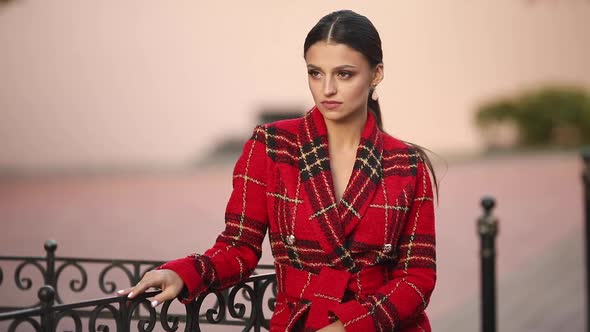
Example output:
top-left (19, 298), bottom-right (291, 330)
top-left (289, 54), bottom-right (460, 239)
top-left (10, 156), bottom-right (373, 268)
top-left (1, 1), bottom-right (589, 171)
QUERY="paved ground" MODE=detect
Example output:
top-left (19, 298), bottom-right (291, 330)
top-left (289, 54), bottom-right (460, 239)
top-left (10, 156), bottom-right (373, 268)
top-left (0, 151), bottom-right (586, 331)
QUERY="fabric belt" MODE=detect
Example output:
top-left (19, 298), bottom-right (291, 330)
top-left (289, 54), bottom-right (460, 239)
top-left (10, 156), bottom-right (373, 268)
top-left (280, 263), bottom-right (386, 329)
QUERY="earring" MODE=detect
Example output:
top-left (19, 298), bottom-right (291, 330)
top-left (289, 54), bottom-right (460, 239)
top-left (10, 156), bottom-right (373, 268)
top-left (371, 85), bottom-right (379, 101)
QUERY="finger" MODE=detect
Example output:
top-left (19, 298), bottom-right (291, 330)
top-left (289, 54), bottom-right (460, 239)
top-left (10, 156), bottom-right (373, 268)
top-left (118, 282), bottom-right (139, 297)
top-left (127, 279), bottom-right (156, 299)
top-left (116, 282), bottom-right (142, 296)
top-left (150, 286), bottom-right (180, 308)
top-left (116, 288), bottom-right (132, 296)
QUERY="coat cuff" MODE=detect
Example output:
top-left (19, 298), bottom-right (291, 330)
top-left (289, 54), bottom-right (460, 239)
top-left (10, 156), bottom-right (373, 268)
top-left (157, 256), bottom-right (206, 304)
top-left (330, 301), bottom-right (375, 332)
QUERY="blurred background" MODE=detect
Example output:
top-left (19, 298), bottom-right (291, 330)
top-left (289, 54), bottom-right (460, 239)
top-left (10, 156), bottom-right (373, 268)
top-left (1, 0), bottom-right (589, 331)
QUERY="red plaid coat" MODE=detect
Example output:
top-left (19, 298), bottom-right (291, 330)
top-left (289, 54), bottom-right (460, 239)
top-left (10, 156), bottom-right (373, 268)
top-left (160, 107), bottom-right (436, 331)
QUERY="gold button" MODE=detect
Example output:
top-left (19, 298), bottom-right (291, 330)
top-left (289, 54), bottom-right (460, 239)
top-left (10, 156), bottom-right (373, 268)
top-left (286, 235), bottom-right (296, 246)
top-left (383, 243), bottom-right (392, 253)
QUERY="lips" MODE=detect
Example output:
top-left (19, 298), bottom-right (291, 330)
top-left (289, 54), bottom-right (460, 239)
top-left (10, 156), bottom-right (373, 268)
top-left (321, 100), bottom-right (342, 110)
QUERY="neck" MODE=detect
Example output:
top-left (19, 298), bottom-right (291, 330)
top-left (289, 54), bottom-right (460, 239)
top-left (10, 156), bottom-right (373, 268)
top-left (324, 109), bottom-right (367, 150)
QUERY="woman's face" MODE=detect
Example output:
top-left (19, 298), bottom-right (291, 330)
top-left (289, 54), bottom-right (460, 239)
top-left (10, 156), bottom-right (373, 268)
top-left (305, 41), bottom-right (383, 124)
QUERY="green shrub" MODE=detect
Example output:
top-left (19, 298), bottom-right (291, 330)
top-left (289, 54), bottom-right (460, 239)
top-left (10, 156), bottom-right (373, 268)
top-left (475, 86), bottom-right (590, 148)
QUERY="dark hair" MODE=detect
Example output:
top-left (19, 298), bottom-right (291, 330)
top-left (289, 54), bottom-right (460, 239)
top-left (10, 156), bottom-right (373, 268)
top-left (303, 10), bottom-right (439, 197)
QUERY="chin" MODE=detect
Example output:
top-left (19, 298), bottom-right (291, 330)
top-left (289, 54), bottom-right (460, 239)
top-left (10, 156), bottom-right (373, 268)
top-left (318, 107), bottom-right (360, 124)
top-left (318, 109), bottom-right (346, 121)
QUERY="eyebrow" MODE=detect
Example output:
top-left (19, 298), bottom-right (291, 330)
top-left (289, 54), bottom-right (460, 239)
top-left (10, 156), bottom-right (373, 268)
top-left (306, 64), bottom-right (357, 71)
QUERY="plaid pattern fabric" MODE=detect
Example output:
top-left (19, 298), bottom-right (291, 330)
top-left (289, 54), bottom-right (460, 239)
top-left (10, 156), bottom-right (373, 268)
top-left (159, 107), bottom-right (436, 332)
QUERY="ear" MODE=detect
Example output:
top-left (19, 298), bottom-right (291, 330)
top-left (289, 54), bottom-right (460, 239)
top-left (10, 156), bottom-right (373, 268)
top-left (371, 63), bottom-right (384, 87)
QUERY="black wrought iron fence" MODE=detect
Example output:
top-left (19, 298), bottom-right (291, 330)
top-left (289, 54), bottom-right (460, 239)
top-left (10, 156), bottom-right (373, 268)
top-left (0, 241), bottom-right (276, 331)
top-left (0, 273), bottom-right (276, 332)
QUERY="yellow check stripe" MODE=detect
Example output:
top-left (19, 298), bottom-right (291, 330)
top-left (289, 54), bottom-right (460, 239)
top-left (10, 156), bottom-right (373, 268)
top-left (383, 164), bottom-right (418, 172)
top-left (399, 242), bottom-right (435, 249)
top-left (369, 204), bottom-right (410, 212)
top-left (266, 192), bottom-right (303, 203)
top-left (382, 153), bottom-right (420, 160)
top-left (226, 221), bottom-right (266, 236)
top-left (397, 256), bottom-right (436, 264)
top-left (233, 174), bottom-right (266, 187)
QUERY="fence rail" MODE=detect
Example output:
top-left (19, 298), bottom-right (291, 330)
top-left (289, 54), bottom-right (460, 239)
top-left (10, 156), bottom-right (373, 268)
top-left (0, 273), bottom-right (277, 332)
top-left (0, 241), bottom-right (276, 331)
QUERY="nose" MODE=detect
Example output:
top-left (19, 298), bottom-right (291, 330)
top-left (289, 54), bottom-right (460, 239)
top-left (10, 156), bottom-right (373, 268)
top-left (323, 77), bottom-right (337, 97)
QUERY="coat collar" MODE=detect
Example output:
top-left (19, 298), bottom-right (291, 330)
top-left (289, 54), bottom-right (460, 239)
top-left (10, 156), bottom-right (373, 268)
top-left (297, 107), bottom-right (383, 271)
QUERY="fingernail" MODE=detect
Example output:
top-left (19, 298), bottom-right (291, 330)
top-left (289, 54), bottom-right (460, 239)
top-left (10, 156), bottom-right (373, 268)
top-left (151, 300), bottom-right (159, 308)
top-left (116, 290), bottom-right (124, 294)
top-left (127, 292), bottom-right (134, 298)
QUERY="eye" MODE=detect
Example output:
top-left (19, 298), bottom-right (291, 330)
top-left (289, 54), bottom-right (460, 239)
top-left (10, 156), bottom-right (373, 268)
top-left (308, 70), bottom-right (322, 79)
top-left (337, 71), bottom-right (353, 79)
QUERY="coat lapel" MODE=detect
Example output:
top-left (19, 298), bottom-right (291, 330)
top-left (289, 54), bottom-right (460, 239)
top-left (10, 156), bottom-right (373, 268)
top-left (338, 111), bottom-right (383, 237)
top-left (297, 107), bottom-right (382, 271)
top-left (298, 108), bottom-right (354, 270)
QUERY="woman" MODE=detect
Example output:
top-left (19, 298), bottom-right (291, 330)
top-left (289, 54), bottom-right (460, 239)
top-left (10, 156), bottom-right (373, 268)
top-left (118, 10), bottom-right (437, 332)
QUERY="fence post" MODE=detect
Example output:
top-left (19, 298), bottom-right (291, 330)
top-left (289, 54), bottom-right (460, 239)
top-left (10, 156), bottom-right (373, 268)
top-left (43, 240), bottom-right (57, 291)
top-left (582, 149), bottom-right (590, 332)
top-left (38, 285), bottom-right (56, 332)
top-left (478, 196), bottom-right (498, 332)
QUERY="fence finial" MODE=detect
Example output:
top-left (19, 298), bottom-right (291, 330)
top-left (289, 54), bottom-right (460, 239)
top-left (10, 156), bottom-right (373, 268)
top-left (44, 240), bottom-right (57, 253)
top-left (481, 196), bottom-right (496, 214)
top-left (38, 285), bottom-right (55, 305)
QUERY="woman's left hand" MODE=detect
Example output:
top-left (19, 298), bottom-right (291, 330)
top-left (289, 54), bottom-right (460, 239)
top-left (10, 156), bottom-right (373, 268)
top-left (317, 321), bottom-right (345, 332)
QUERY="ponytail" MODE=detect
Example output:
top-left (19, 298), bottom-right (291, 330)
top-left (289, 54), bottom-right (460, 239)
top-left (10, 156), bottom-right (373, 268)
top-left (367, 94), bottom-right (439, 201)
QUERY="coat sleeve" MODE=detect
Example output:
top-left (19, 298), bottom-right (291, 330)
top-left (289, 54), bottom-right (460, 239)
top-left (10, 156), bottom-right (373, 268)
top-left (157, 125), bottom-right (269, 303)
top-left (330, 159), bottom-right (436, 331)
